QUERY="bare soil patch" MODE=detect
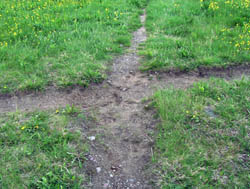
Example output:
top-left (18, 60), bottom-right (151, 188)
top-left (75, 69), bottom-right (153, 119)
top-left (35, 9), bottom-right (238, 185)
top-left (1, 65), bottom-right (249, 114)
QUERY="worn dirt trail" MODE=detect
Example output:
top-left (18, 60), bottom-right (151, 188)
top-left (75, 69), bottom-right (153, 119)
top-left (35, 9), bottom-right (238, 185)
top-left (1, 10), bottom-right (250, 189)
top-left (82, 12), bottom-right (159, 188)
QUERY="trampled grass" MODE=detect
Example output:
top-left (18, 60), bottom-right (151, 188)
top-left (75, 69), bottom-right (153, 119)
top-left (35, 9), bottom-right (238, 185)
top-left (140, 0), bottom-right (250, 71)
top-left (0, 0), bottom-right (146, 93)
top-left (152, 78), bottom-right (250, 187)
top-left (0, 107), bottom-right (88, 188)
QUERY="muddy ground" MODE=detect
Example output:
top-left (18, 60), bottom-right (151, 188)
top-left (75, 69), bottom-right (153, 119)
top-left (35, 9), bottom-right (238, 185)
top-left (1, 11), bottom-right (250, 189)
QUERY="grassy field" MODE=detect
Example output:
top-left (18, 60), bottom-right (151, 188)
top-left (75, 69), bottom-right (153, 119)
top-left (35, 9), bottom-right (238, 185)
top-left (1, 0), bottom-right (250, 188)
top-left (140, 0), bottom-right (250, 71)
top-left (152, 78), bottom-right (250, 187)
top-left (0, 0), bottom-right (146, 93)
top-left (0, 106), bottom-right (88, 188)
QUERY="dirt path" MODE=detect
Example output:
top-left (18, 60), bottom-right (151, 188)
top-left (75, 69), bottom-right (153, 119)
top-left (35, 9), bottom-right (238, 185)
top-left (82, 12), bottom-right (158, 188)
top-left (1, 10), bottom-right (250, 189)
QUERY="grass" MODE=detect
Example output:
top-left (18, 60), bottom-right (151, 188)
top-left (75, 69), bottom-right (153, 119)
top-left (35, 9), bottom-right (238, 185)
top-left (140, 0), bottom-right (250, 71)
top-left (0, 0), bottom-right (146, 93)
top-left (0, 106), bottom-right (88, 188)
top-left (152, 77), bottom-right (250, 187)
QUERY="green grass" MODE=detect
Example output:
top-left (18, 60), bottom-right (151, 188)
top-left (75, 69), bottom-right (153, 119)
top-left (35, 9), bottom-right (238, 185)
top-left (0, 106), bottom-right (88, 188)
top-left (0, 0), bottom-right (146, 93)
top-left (152, 77), bottom-right (250, 187)
top-left (140, 0), bottom-right (250, 71)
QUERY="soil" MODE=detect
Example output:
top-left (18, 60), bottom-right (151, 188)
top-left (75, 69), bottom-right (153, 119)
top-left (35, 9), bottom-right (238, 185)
top-left (1, 10), bottom-right (250, 189)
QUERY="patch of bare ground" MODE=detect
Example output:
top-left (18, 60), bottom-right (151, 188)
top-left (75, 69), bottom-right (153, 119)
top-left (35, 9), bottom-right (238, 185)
top-left (1, 10), bottom-right (250, 189)
top-left (1, 65), bottom-right (250, 114)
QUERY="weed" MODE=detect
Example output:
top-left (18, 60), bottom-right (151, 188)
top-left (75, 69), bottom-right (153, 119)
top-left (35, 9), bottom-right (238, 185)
top-left (63, 104), bottom-right (81, 116)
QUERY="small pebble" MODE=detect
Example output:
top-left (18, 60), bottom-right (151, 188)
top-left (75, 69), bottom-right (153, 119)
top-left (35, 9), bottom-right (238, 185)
top-left (96, 167), bottom-right (101, 173)
top-left (129, 71), bottom-right (135, 75)
top-left (107, 80), bottom-right (112, 85)
top-left (129, 179), bottom-right (135, 183)
top-left (110, 174), bottom-right (114, 178)
top-left (88, 136), bottom-right (96, 141)
top-left (204, 107), bottom-right (217, 118)
top-left (111, 165), bottom-right (118, 172)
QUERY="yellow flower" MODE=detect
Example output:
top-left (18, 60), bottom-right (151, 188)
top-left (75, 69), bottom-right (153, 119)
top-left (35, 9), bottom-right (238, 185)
top-left (21, 126), bottom-right (26, 130)
top-left (209, 2), bottom-right (219, 10)
top-left (56, 109), bottom-right (59, 113)
top-left (35, 125), bottom-right (39, 129)
top-left (235, 43), bottom-right (240, 47)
